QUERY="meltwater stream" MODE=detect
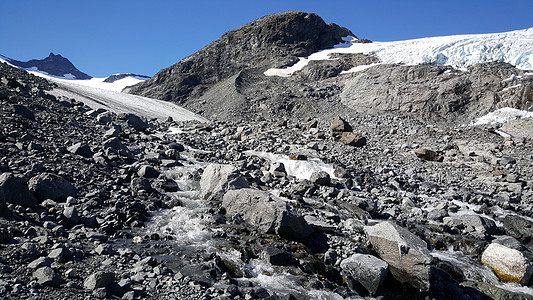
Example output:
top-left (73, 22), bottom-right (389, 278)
top-left (140, 147), bottom-right (361, 299)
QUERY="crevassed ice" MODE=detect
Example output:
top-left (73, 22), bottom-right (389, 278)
top-left (265, 28), bottom-right (533, 77)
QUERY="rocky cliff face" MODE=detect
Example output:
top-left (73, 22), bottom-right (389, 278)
top-left (6, 53), bottom-right (92, 79)
top-left (128, 11), bottom-right (354, 103)
top-left (341, 62), bottom-right (533, 123)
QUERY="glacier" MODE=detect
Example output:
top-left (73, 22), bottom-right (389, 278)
top-left (265, 27), bottom-right (533, 76)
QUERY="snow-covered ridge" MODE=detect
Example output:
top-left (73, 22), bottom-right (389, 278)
top-left (265, 27), bottom-right (533, 77)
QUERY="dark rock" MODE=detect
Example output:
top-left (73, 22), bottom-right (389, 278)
top-left (137, 165), bottom-right (160, 179)
top-left (263, 247), bottom-right (296, 266)
top-left (28, 257), bottom-right (52, 269)
top-left (103, 137), bottom-right (124, 151)
top-left (122, 113), bottom-right (148, 131)
top-left (7, 52), bottom-right (91, 79)
top-left (310, 171), bottom-right (331, 186)
top-left (13, 105), bottom-right (35, 121)
top-left (63, 206), bottom-right (80, 224)
top-left (28, 173), bottom-right (77, 202)
top-left (0, 172), bottom-right (37, 207)
top-left (84, 272), bottom-right (116, 290)
top-left (67, 142), bottom-right (93, 158)
top-left (504, 215), bottom-right (533, 244)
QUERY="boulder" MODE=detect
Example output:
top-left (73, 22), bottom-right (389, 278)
top-left (339, 132), bottom-right (366, 147)
top-left (414, 148), bottom-right (444, 162)
top-left (0, 173), bottom-right (37, 207)
top-left (84, 272), bottom-right (116, 290)
top-left (67, 142), bottom-right (93, 158)
top-left (340, 254), bottom-right (389, 295)
top-left (200, 164), bottom-right (249, 201)
top-left (137, 165), bottom-right (160, 179)
top-left (222, 188), bottom-right (313, 240)
top-left (103, 137), bottom-right (125, 151)
top-left (28, 173), bottom-right (77, 202)
top-left (330, 116), bottom-right (353, 138)
top-left (503, 214), bottom-right (533, 244)
top-left (63, 206), bottom-right (80, 224)
top-left (269, 162), bottom-right (287, 178)
top-left (122, 113), bottom-right (147, 131)
top-left (364, 221), bottom-right (432, 291)
top-left (310, 171), bottom-right (331, 186)
top-left (481, 243), bottom-right (533, 285)
top-left (33, 266), bottom-right (61, 287)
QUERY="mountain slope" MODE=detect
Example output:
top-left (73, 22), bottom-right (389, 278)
top-left (128, 11), bottom-right (353, 103)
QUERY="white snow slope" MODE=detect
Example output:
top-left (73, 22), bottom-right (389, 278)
top-left (48, 79), bottom-right (208, 122)
top-left (265, 27), bottom-right (533, 77)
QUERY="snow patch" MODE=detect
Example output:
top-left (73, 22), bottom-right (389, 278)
top-left (471, 107), bottom-right (533, 126)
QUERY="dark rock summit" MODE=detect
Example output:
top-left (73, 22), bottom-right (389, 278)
top-left (5, 52), bottom-right (92, 79)
top-left (128, 11), bottom-right (354, 103)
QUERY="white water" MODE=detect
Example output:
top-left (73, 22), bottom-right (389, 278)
top-left (432, 249), bottom-right (533, 296)
top-left (244, 150), bottom-right (339, 180)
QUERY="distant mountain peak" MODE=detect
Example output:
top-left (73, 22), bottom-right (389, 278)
top-left (4, 53), bottom-right (92, 80)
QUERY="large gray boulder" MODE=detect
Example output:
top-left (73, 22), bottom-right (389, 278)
top-left (222, 188), bottom-right (313, 240)
top-left (200, 164), bottom-right (249, 201)
top-left (28, 173), bottom-right (77, 202)
top-left (33, 266), bottom-right (61, 287)
top-left (364, 221), bottom-right (432, 291)
top-left (0, 173), bottom-right (37, 207)
top-left (340, 254), bottom-right (389, 295)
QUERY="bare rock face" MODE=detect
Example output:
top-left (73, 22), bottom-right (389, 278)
top-left (364, 221), bottom-right (432, 291)
top-left (341, 62), bottom-right (533, 122)
top-left (128, 11), bottom-right (353, 103)
top-left (481, 243), bottom-right (533, 285)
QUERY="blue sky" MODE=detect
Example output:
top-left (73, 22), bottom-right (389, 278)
top-left (1, 0), bottom-right (532, 77)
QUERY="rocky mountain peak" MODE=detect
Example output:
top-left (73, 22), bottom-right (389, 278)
top-left (128, 11), bottom-right (354, 103)
top-left (6, 52), bottom-right (92, 80)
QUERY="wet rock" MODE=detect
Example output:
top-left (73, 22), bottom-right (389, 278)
top-left (84, 272), bottom-right (116, 290)
top-left (33, 266), bottom-right (61, 287)
top-left (491, 235), bottom-right (522, 250)
top-left (28, 173), bottom-right (77, 202)
top-left (310, 171), bottom-right (331, 186)
top-left (200, 164), bottom-right (249, 201)
top-left (481, 243), bottom-right (533, 285)
top-left (340, 253), bottom-right (389, 296)
top-left (137, 165), bottom-right (160, 179)
top-left (269, 162), bottom-right (287, 178)
top-left (67, 142), bottom-right (93, 158)
top-left (262, 247), bottom-right (296, 266)
top-left (458, 215), bottom-right (497, 235)
top-left (414, 148), bottom-right (443, 162)
top-left (222, 188), bottom-right (313, 240)
top-left (461, 281), bottom-right (533, 300)
top-left (364, 221), bottom-right (432, 291)
top-left (503, 215), bottom-right (533, 244)
top-left (0, 173), bottom-right (37, 207)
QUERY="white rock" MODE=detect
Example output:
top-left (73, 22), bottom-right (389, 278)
top-left (481, 243), bottom-right (533, 285)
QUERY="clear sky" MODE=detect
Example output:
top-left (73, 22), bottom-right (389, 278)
top-left (1, 0), bottom-right (532, 77)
